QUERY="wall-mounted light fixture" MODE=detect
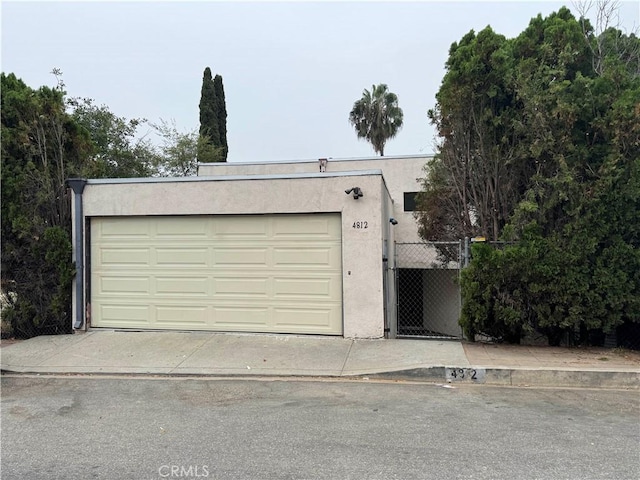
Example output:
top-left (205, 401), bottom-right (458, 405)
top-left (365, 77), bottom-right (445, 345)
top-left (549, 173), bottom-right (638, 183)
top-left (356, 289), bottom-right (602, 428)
top-left (389, 218), bottom-right (398, 225)
top-left (345, 187), bottom-right (363, 200)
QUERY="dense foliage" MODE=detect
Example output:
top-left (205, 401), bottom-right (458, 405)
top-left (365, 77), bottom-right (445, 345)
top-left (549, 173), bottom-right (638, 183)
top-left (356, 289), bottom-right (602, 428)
top-left (213, 74), bottom-right (228, 161)
top-left (417, 7), bottom-right (640, 345)
top-left (349, 84), bottom-right (404, 156)
top-left (198, 67), bottom-right (228, 162)
top-left (69, 97), bottom-right (157, 178)
top-left (150, 119), bottom-right (201, 177)
top-left (1, 72), bottom-right (203, 338)
top-left (1, 73), bottom-right (90, 337)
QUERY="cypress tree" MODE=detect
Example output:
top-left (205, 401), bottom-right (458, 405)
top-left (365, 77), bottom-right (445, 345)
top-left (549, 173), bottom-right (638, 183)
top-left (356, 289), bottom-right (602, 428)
top-left (213, 74), bottom-right (228, 161)
top-left (198, 67), bottom-right (220, 162)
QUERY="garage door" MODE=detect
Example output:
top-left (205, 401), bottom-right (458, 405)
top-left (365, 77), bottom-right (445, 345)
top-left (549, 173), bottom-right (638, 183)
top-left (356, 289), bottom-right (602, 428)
top-left (90, 214), bottom-right (343, 335)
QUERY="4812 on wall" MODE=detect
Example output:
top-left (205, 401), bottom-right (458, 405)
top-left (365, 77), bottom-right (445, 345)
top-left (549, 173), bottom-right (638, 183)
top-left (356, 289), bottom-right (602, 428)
top-left (352, 221), bottom-right (368, 229)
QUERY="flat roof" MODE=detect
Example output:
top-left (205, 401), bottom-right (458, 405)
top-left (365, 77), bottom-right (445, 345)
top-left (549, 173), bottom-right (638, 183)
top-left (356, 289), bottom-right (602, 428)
top-left (85, 169), bottom-right (385, 185)
top-left (197, 154), bottom-right (433, 167)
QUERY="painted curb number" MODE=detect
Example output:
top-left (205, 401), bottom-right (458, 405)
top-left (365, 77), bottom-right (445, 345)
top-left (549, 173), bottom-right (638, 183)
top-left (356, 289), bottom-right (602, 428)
top-left (445, 367), bottom-right (486, 383)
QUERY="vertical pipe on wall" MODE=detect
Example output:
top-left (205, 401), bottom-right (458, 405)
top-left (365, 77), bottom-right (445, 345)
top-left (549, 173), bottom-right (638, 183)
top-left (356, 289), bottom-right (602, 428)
top-left (66, 178), bottom-right (87, 329)
top-left (382, 239), bottom-right (388, 338)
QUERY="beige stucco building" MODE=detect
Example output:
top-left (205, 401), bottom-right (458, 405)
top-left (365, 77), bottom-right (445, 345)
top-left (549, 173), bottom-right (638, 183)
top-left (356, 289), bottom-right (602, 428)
top-left (69, 155), bottom-right (453, 339)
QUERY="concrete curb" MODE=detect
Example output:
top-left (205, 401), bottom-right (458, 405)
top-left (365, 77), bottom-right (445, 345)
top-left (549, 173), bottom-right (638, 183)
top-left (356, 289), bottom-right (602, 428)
top-left (367, 366), bottom-right (640, 389)
top-left (3, 365), bottom-right (638, 389)
top-left (490, 367), bottom-right (640, 389)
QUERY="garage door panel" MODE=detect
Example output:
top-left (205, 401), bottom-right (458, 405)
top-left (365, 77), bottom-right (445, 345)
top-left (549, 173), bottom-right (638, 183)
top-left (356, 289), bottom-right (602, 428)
top-left (273, 277), bottom-right (339, 299)
top-left (92, 214), bottom-right (343, 334)
top-left (216, 217), bottom-right (268, 237)
top-left (273, 306), bottom-right (340, 330)
top-left (213, 277), bottom-right (269, 297)
top-left (99, 304), bottom-right (150, 324)
top-left (213, 307), bottom-right (269, 326)
top-left (99, 248), bottom-right (151, 266)
top-left (99, 276), bottom-right (151, 295)
top-left (156, 218), bottom-right (208, 237)
top-left (99, 218), bottom-right (150, 237)
top-left (156, 306), bottom-right (208, 326)
top-left (156, 248), bottom-right (209, 266)
top-left (213, 248), bottom-right (268, 266)
top-left (273, 247), bottom-right (334, 267)
top-left (155, 277), bottom-right (209, 296)
top-left (273, 245), bottom-right (342, 270)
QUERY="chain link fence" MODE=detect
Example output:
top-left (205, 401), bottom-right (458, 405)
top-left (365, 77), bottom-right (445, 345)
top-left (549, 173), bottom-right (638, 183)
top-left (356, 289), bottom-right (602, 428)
top-left (395, 242), bottom-right (463, 339)
top-left (1, 278), bottom-right (72, 340)
top-left (615, 323), bottom-right (640, 351)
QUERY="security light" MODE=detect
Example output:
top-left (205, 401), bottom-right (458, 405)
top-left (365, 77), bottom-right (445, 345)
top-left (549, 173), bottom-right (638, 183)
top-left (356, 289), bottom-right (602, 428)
top-left (345, 187), bottom-right (363, 199)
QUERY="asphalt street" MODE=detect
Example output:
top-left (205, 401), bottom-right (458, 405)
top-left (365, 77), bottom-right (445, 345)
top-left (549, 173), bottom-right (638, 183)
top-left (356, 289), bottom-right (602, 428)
top-left (1, 375), bottom-right (638, 480)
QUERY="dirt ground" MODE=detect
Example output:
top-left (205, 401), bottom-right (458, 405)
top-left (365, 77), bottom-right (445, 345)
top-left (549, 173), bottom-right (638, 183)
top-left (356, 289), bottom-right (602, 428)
top-left (463, 342), bottom-right (640, 368)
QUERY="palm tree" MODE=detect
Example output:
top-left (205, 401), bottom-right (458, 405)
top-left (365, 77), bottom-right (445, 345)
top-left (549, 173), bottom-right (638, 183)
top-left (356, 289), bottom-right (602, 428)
top-left (349, 84), bottom-right (403, 156)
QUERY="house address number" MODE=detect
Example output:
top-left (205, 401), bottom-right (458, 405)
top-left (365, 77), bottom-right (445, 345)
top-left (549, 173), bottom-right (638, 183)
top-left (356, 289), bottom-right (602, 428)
top-left (352, 221), bottom-right (368, 229)
top-left (445, 367), bottom-right (486, 382)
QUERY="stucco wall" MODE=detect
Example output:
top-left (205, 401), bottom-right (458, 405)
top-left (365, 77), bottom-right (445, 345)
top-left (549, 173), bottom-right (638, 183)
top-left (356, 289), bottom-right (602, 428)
top-left (79, 172), bottom-right (391, 338)
top-left (198, 155), bottom-right (430, 243)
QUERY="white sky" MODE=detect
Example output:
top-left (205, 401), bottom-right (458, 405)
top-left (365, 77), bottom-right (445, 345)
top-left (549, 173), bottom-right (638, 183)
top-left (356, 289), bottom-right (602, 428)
top-left (2, 1), bottom-right (639, 163)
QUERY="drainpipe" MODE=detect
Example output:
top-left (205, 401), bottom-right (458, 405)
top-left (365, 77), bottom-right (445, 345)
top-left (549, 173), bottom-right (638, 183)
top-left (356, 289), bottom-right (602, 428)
top-left (66, 178), bottom-right (87, 329)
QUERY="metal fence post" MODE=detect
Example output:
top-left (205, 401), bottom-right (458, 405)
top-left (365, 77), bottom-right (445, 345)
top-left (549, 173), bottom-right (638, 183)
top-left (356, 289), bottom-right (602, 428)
top-left (463, 237), bottom-right (470, 268)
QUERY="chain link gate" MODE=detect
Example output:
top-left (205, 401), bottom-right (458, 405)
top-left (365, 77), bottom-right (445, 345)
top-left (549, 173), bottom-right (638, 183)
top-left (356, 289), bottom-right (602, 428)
top-left (394, 241), bottom-right (463, 339)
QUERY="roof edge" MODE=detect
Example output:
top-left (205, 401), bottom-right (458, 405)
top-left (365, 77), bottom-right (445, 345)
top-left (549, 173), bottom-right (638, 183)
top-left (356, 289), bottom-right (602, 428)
top-left (86, 170), bottom-right (385, 185)
top-left (198, 154), bottom-right (433, 167)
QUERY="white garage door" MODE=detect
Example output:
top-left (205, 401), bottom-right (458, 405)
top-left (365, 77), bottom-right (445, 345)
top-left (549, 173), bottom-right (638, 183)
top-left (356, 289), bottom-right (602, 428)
top-left (90, 214), bottom-right (343, 335)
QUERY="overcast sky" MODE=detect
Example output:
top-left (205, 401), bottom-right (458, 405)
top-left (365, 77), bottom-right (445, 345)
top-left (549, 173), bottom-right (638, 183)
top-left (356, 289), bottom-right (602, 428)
top-left (2, 1), bottom-right (639, 163)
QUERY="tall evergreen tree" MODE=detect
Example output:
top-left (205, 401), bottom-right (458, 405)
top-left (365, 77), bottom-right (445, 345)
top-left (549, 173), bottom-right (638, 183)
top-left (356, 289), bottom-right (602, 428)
top-left (213, 74), bottom-right (228, 161)
top-left (199, 67), bottom-right (219, 145)
top-left (198, 67), bottom-right (227, 162)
